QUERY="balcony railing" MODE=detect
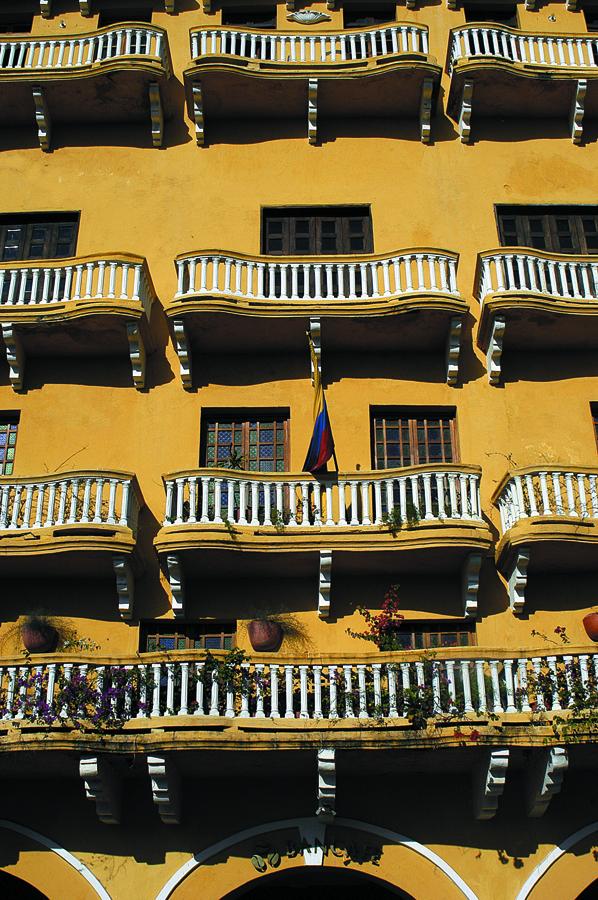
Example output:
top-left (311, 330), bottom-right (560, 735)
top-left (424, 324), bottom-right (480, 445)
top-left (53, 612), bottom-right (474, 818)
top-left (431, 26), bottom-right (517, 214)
top-left (449, 24), bottom-right (598, 72)
top-left (0, 649), bottom-right (595, 723)
top-left (477, 250), bottom-right (598, 304)
top-left (162, 465), bottom-right (482, 528)
top-left (174, 250), bottom-right (460, 304)
top-left (495, 467), bottom-right (598, 535)
top-left (0, 471), bottom-right (140, 534)
top-left (190, 24), bottom-right (429, 66)
top-left (0, 254), bottom-right (154, 318)
top-left (0, 25), bottom-right (169, 74)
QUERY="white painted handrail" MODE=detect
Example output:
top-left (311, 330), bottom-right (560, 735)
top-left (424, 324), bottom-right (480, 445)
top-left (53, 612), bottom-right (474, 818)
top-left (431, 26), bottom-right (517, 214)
top-left (449, 25), bottom-right (598, 72)
top-left (0, 26), bottom-right (168, 72)
top-left (175, 251), bottom-right (460, 302)
top-left (477, 251), bottom-right (598, 304)
top-left (163, 467), bottom-right (482, 528)
top-left (0, 472), bottom-right (140, 533)
top-left (1, 650), bottom-right (595, 721)
top-left (496, 467), bottom-right (598, 534)
top-left (190, 24), bottom-right (428, 64)
top-left (0, 256), bottom-right (154, 319)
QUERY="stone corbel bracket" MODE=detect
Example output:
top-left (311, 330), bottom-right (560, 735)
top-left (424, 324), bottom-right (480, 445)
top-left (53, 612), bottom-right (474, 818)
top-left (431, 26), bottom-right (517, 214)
top-left (80, 756), bottom-right (122, 824)
top-left (316, 748), bottom-right (336, 822)
top-left (166, 553), bottom-right (186, 616)
top-left (147, 755), bottom-right (182, 824)
top-left (487, 315), bottom-right (505, 385)
top-left (318, 550), bottom-right (332, 618)
top-left (32, 86), bottom-right (51, 152)
top-left (79, 0), bottom-right (91, 15)
top-left (462, 552), bottom-right (482, 618)
top-left (203, 0), bottom-right (212, 11)
top-left (447, 0), bottom-right (458, 7)
top-left (507, 548), bottom-right (530, 615)
top-left (192, 81), bottom-right (205, 147)
top-left (446, 316), bottom-right (462, 385)
top-left (459, 80), bottom-right (474, 143)
top-left (308, 78), bottom-right (318, 145)
top-left (149, 82), bottom-right (164, 148)
top-left (172, 319), bottom-right (193, 387)
top-left (40, 1), bottom-right (51, 17)
top-left (566, 0), bottom-right (579, 9)
top-left (420, 77), bottom-right (434, 143)
top-left (473, 749), bottom-right (509, 820)
top-left (165, 0), bottom-right (176, 11)
top-left (570, 79), bottom-right (587, 145)
top-left (526, 747), bottom-right (568, 817)
top-left (112, 555), bottom-right (135, 619)
top-left (1, 324), bottom-right (25, 391)
top-left (309, 316), bottom-right (321, 383)
top-left (524, 0), bottom-right (536, 9)
top-left (126, 322), bottom-right (147, 389)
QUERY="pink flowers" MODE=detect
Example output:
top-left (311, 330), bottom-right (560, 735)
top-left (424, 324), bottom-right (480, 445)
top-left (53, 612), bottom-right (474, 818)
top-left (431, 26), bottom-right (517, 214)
top-left (348, 585), bottom-right (405, 650)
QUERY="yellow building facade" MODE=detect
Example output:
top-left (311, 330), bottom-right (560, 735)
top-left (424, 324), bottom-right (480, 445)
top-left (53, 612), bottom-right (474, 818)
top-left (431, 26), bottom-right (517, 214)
top-left (0, 0), bottom-right (596, 897)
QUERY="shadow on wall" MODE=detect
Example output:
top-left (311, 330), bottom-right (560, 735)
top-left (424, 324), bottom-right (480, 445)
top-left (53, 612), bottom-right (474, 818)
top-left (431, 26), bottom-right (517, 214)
top-left (500, 348), bottom-right (598, 385)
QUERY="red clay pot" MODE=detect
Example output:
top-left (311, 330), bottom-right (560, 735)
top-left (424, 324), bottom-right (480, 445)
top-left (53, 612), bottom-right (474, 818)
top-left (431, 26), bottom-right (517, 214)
top-left (583, 612), bottom-right (598, 643)
top-left (247, 620), bottom-right (283, 652)
top-left (21, 622), bottom-right (58, 654)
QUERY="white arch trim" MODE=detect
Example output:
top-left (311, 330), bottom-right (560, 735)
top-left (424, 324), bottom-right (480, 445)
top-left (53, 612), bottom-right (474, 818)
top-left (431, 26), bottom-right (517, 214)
top-left (0, 819), bottom-right (111, 900)
top-left (155, 816), bottom-right (479, 900)
top-left (515, 821), bottom-right (598, 900)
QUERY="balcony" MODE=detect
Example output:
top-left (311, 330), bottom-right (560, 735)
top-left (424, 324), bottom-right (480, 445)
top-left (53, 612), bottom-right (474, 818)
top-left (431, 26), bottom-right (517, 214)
top-left (184, 24), bottom-right (441, 144)
top-left (494, 466), bottom-right (598, 613)
top-left (0, 470), bottom-right (143, 617)
top-left (169, 249), bottom-right (466, 386)
top-left (0, 254), bottom-right (156, 390)
top-left (39, 2), bottom-right (176, 16)
top-left (0, 24), bottom-right (172, 150)
top-left (155, 465), bottom-right (491, 617)
top-left (475, 249), bottom-right (598, 384)
top-left (447, 24), bottom-right (598, 142)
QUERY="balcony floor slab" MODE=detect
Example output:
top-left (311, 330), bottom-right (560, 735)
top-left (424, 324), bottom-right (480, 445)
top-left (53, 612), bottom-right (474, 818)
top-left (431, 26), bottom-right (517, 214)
top-left (479, 296), bottom-right (598, 352)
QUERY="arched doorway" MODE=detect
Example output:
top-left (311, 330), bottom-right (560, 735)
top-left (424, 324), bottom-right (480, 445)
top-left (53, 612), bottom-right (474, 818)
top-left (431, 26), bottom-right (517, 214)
top-left (222, 866), bottom-right (414, 899)
top-left (0, 870), bottom-right (48, 899)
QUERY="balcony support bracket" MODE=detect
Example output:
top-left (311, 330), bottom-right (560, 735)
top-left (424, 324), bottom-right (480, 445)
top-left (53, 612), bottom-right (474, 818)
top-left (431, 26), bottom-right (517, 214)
top-left (148, 755), bottom-right (182, 824)
top-left (508, 547), bottom-right (530, 615)
top-left (192, 81), bottom-right (205, 147)
top-left (318, 550), bottom-right (332, 618)
top-left (172, 319), bottom-right (193, 388)
top-left (526, 747), bottom-right (568, 818)
top-left (80, 755), bottom-right (122, 824)
top-left (570, 79), bottom-right (587, 146)
top-left (203, 0), bottom-right (212, 11)
top-left (309, 317), bottom-right (321, 383)
top-left (79, 0), bottom-right (92, 14)
top-left (165, 0), bottom-right (176, 11)
top-left (420, 77), bottom-right (434, 144)
top-left (566, 0), bottom-right (579, 8)
top-left (459, 80), bottom-right (474, 144)
top-left (487, 315), bottom-right (505, 385)
top-left (32, 86), bottom-right (51, 153)
top-left (446, 316), bottom-right (462, 385)
top-left (1, 324), bottom-right (25, 392)
top-left (473, 748), bottom-right (509, 820)
top-left (462, 552), bottom-right (482, 618)
top-left (308, 78), bottom-right (318, 145)
top-left (126, 322), bottom-right (147, 389)
top-left (166, 553), bottom-right (186, 616)
top-left (40, 1), bottom-right (52, 17)
top-left (447, 0), bottom-right (458, 8)
top-left (149, 82), bottom-right (164, 148)
top-left (524, 0), bottom-right (536, 9)
top-left (316, 748), bottom-right (336, 822)
top-left (113, 555), bottom-right (135, 619)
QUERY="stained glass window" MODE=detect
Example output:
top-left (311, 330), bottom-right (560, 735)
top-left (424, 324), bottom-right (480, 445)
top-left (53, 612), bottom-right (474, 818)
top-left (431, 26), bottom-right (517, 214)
top-left (0, 417), bottom-right (18, 476)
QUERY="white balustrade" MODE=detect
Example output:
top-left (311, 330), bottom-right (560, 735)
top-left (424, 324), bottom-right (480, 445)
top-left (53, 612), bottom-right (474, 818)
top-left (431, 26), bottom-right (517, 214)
top-left (190, 25), bottom-right (428, 65)
top-left (0, 27), bottom-right (168, 72)
top-left (163, 467), bottom-right (482, 528)
top-left (450, 25), bottom-right (598, 72)
top-left (175, 251), bottom-right (460, 303)
top-left (0, 257), bottom-right (153, 318)
top-left (1, 651), bottom-right (594, 723)
top-left (0, 472), bottom-right (139, 533)
top-left (478, 251), bottom-right (598, 305)
top-left (496, 468), bottom-right (598, 534)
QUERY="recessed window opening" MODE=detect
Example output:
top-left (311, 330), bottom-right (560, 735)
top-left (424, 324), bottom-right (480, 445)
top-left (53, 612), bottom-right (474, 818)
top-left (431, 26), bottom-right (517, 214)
top-left (391, 620), bottom-right (476, 650)
top-left (0, 413), bottom-right (19, 476)
top-left (201, 411), bottom-right (290, 472)
top-left (98, 8), bottom-right (153, 25)
top-left (141, 622), bottom-right (236, 652)
top-left (463, 3), bottom-right (518, 26)
top-left (371, 407), bottom-right (459, 469)
top-left (0, 213), bottom-right (79, 262)
top-left (221, 6), bottom-right (277, 28)
top-left (0, 13), bottom-right (34, 33)
top-left (262, 206), bottom-right (373, 255)
top-left (583, 4), bottom-right (598, 30)
top-left (496, 205), bottom-right (598, 254)
top-left (343, 4), bottom-right (396, 28)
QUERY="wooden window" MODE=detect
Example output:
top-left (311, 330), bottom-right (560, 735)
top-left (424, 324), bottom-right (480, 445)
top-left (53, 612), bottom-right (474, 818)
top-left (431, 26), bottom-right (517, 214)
top-left (202, 413), bottom-right (289, 472)
top-left (592, 404), bottom-right (598, 451)
top-left (372, 409), bottom-right (458, 469)
top-left (391, 621), bottom-right (476, 650)
top-left (262, 207), bottom-right (373, 256)
top-left (343, 4), bottom-right (396, 28)
top-left (0, 214), bottom-right (79, 262)
top-left (496, 206), bottom-right (598, 254)
top-left (222, 7), bottom-right (276, 27)
top-left (583, 5), bottom-right (598, 31)
top-left (98, 9), bottom-right (153, 25)
top-left (0, 415), bottom-right (18, 476)
top-left (463, 3), bottom-right (517, 25)
top-left (0, 13), bottom-right (33, 33)
top-left (142, 623), bottom-right (236, 652)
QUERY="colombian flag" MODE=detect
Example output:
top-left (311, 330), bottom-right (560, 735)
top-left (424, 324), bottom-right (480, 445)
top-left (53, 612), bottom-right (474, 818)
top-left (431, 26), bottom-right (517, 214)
top-left (303, 338), bottom-right (335, 473)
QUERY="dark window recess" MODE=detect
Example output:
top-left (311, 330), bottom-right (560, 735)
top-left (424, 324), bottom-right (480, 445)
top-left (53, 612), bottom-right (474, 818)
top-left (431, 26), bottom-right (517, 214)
top-left (343, 4), bottom-right (396, 28)
top-left (463, 3), bottom-right (518, 25)
top-left (0, 13), bottom-right (34, 33)
top-left (583, 5), bottom-right (598, 31)
top-left (0, 413), bottom-right (18, 476)
top-left (372, 409), bottom-right (459, 469)
top-left (390, 621), bottom-right (476, 651)
top-left (201, 414), bottom-right (290, 473)
top-left (262, 206), bottom-right (373, 256)
top-left (98, 9), bottom-right (153, 25)
top-left (591, 404), bottom-right (598, 451)
top-left (142, 623), bottom-right (236, 652)
top-left (496, 206), bottom-right (598, 254)
top-left (0, 214), bottom-right (79, 262)
top-left (222, 6), bottom-right (276, 27)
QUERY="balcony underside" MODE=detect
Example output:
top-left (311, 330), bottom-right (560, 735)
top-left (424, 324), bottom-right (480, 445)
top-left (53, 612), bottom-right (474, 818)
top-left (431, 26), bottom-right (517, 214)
top-left (0, 528), bottom-right (138, 577)
top-left (169, 297), bottom-right (467, 355)
top-left (497, 519), bottom-right (598, 575)
top-left (479, 296), bottom-right (598, 351)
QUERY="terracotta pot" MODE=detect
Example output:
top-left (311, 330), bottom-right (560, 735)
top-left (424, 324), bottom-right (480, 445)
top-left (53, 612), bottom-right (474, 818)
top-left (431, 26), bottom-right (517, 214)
top-left (247, 620), bottom-right (283, 652)
top-left (21, 622), bottom-right (58, 653)
top-left (582, 612), bottom-right (598, 643)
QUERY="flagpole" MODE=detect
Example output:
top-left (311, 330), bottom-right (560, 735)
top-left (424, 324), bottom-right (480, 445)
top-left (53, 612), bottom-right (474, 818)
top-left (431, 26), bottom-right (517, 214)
top-left (332, 449), bottom-right (339, 472)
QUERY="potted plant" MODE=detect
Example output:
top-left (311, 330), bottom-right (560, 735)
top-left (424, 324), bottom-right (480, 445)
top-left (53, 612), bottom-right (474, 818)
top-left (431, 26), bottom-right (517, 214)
top-left (247, 617), bottom-right (284, 652)
top-left (583, 611), bottom-right (598, 642)
top-left (21, 614), bottom-right (59, 653)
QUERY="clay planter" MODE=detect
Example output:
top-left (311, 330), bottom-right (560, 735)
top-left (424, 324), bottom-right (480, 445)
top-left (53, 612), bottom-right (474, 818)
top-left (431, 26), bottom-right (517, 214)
top-left (21, 622), bottom-right (58, 654)
top-left (247, 620), bottom-right (283, 652)
top-left (582, 612), bottom-right (598, 643)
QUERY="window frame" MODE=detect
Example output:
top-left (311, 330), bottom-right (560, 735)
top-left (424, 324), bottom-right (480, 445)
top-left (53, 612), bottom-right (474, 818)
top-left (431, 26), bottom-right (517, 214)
top-left (370, 407), bottom-right (460, 469)
top-left (0, 413), bottom-right (19, 477)
top-left (390, 621), bottom-right (476, 651)
top-left (141, 622), bottom-right (237, 653)
top-left (97, 8), bottom-right (153, 25)
top-left (0, 213), bottom-right (80, 262)
top-left (495, 205), bottom-right (598, 255)
top-left (261, 206), bottom-right (374, 256)
top-left (200, 410), bottom-right (291, 473)
top-left (221, 6), bottom-right (277, 28)
top-left (342, 4), bottom-right (397, 28)
top-left (462, 3), bottom-right (518, 26)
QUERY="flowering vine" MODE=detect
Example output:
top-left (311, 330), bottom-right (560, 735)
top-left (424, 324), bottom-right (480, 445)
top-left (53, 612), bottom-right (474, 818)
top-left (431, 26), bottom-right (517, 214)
top-left (347, 585), bottom-right (405, 651)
